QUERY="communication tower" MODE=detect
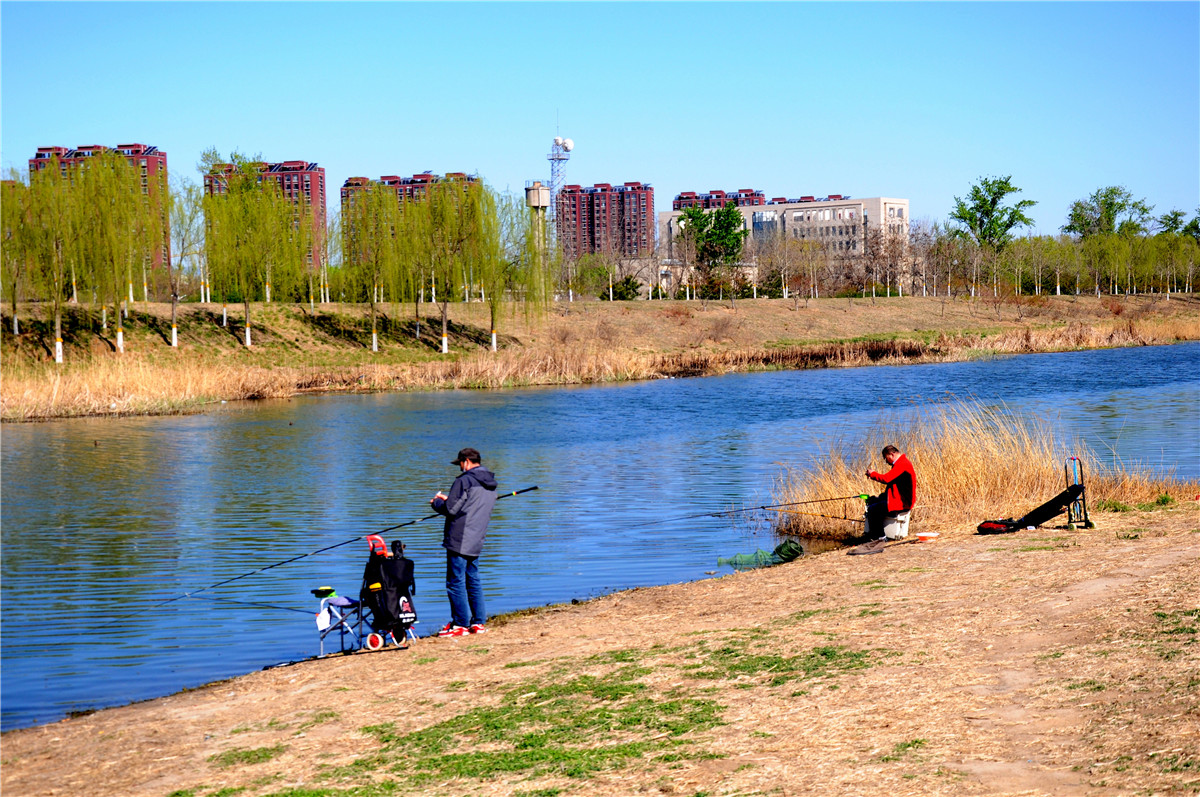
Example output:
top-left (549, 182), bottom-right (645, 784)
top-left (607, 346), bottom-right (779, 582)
top-left (547, 136), bottom-right (573, 222)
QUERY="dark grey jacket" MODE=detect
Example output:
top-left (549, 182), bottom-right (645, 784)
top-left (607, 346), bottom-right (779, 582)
top-left (432, 466), bottom-right (498, 557)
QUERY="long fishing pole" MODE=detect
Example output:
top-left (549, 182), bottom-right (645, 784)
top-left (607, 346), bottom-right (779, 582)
top-left (770, 507), bottom-right (865, 523)
top-left (620, 493), bottom-right (869, 530)
top-left (99, 485), bottom-right (539, 629)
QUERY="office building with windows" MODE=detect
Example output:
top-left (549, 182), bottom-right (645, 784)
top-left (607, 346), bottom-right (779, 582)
top-left (658, 192), bottom-right (909, 261)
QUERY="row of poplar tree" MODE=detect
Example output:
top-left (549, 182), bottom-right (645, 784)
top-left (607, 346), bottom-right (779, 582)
top-left (2, 149), bottom-right (554, 362)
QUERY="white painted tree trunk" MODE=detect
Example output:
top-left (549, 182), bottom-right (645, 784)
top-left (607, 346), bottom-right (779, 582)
top-left (266, 283), bottom-right (272, 303)
top-left (245, 325), bottom-right (251, 348)
top-left (372, 331), bottom-right (378, 352)
top-left (102, 307), bottom-right (107, 330)
top-left (12, 316), bottom-right (18, 335)
top-left (117, 328), bottom-right (125, 353)
top-left (752, 285), bottom-right (757, 299)
top-left (441, 335), bottom-right (448, 354)
top-left (171, 325), bottom-right (178, 347)
top-left (222, 306), bottom-right (227, 327)
top-left (55, 338), bottom-right (63, 364)
top-left (491, 330), bottom-right (497, 352)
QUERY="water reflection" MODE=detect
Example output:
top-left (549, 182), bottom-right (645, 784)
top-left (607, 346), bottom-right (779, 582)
top-left (2, 342), bottom-right (1197, 729)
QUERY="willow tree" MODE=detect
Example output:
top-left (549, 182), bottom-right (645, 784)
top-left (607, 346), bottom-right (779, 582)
top-left (74, 151), bottom-right (159, 352)
top-left (478, 190), bottom-right (552, 351)
top-left (170, 176), bottom-right (205, 345)
top-left (404, 176), bottom-right (481, 354)
top-left (24, 162), bottom-right (74, 362)
top-left (204, 158), bottom-right (308, 347)
top-left (2, 176), bottom-right (29, 335)
top-left (342, 182), bottom-right (403, 351)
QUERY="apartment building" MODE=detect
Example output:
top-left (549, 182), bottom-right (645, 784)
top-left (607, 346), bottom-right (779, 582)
top-left (672, 188), bottom-right (765, 211)
top-left (556, 182), bottom-right (654, 260)
top-left (29, 143), bottom-right (171, 266)
top-left (339, 171), bottom-right (479, 209)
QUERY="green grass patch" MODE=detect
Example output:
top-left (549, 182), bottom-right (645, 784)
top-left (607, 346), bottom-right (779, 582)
top-left (779, 608), bottom-right (831, 624)
top-left (208, 745), bottom-right (288, 768)
top-left (881, 738), bottom-right (926, 762)
top-left (1150, 751), bottom-right (1198, 773)
top-left (504, 659), bottom-right (548, 669)
top-left (1153, 608), bottom-right (1199, 659)
top-left (853, 579), bottom-right (895, 590)
top-left (683, 639), bottom-right (875, 686)
top-left (298, 710), bottom-right (340, 730)
top-left (337, 666), bottom-right (724, 785)
top-left (1136, 494), bottom-right (1177, 511)
top-left (1066, 679), bottom-right (1106, 692)
top-left (1095, 498), bottom-right (1134, 512)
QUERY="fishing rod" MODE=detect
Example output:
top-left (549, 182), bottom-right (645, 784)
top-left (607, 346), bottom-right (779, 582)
top-left (620, 493), bottom-right (870, 530)
top-left (98, 485), bottom-right (539, 629)
top-left (770, 507), bottom-right (865, 523)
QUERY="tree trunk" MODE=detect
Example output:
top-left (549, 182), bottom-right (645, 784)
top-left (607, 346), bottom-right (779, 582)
top-left (440, 301), bottom-right (449, 354)
top-left (243, 300), bottom-right (252, 348)
top-left (54, 309), bottom-right (63, 364)
top-left (171, 294), bottom-right (178, 348)
top-left (116, 302), bottom-right (125, 354)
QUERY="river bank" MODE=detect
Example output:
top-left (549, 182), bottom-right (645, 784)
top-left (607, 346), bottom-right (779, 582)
top-left (2, 502), bottom-right (1196, 797)
top-left (3, 294), bottom-right (1199, 420)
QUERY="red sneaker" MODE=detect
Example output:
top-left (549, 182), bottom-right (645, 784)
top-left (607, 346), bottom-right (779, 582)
top-left (469, 624), bottom-right (487, 634)
top-left (438, 623), bottom-right (468, 637)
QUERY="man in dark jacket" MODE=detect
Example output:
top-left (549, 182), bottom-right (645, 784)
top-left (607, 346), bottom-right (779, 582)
top-left (864, 445), bottom-right (917, 539)
top-left (431, 448), bottom-right (498, 636)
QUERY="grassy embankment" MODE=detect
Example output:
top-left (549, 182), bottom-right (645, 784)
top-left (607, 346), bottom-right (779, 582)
top-left (2, 293), bottom-right (1199, 420)
top-left (1, 407), bottom-right (1195, 797)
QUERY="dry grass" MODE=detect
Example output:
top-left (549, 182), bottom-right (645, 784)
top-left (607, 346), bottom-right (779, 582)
top-left (773, 401), bottom-right (1198, 539)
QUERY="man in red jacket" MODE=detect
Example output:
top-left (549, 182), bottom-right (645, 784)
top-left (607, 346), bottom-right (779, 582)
top-left (865, 445), bottom-right (917, 539)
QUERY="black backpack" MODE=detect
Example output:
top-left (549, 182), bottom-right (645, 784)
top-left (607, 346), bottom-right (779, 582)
top-left (360, 539), bottom-right (418, 636)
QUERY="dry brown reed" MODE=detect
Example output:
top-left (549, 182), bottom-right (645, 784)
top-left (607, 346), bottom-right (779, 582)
top-left (772, 401), bottom-right (1197, 540)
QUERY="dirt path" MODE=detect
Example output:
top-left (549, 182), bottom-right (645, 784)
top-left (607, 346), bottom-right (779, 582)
top-left (3, 508), bottom-right (1197, 797)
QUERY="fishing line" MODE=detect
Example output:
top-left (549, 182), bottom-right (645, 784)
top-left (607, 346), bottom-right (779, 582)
top-left (180, 593), bottom-right (311, 615)
top-left (98, 485), bottom-right (539, 629)
top-left (619, 494), bottom-right (869, 530)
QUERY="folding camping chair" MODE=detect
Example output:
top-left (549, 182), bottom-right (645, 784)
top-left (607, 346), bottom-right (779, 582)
top-left (312, 587), bottom-right (366, 656)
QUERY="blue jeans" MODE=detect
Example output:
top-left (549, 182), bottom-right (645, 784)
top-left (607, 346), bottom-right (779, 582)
top-left (446, 550), bottom-right (486, 628)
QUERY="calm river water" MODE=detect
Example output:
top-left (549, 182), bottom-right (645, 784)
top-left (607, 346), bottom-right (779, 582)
top-left (2, 343), bottom-right (1198, 730)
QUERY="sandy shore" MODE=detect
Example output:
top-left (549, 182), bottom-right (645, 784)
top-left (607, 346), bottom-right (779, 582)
top-left (3, 506), bottom-right (1197, 797)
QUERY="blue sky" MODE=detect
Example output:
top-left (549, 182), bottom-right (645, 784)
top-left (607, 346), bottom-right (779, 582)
top-left (2, 1), bottom-right (1196, 234)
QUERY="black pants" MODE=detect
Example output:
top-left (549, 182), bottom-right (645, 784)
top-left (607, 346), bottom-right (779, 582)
top-left (865, 495), bottom-right (893, 538)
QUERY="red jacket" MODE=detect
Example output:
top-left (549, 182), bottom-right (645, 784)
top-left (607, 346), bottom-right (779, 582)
top-left (868, 454), bottom-right (916, 513)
